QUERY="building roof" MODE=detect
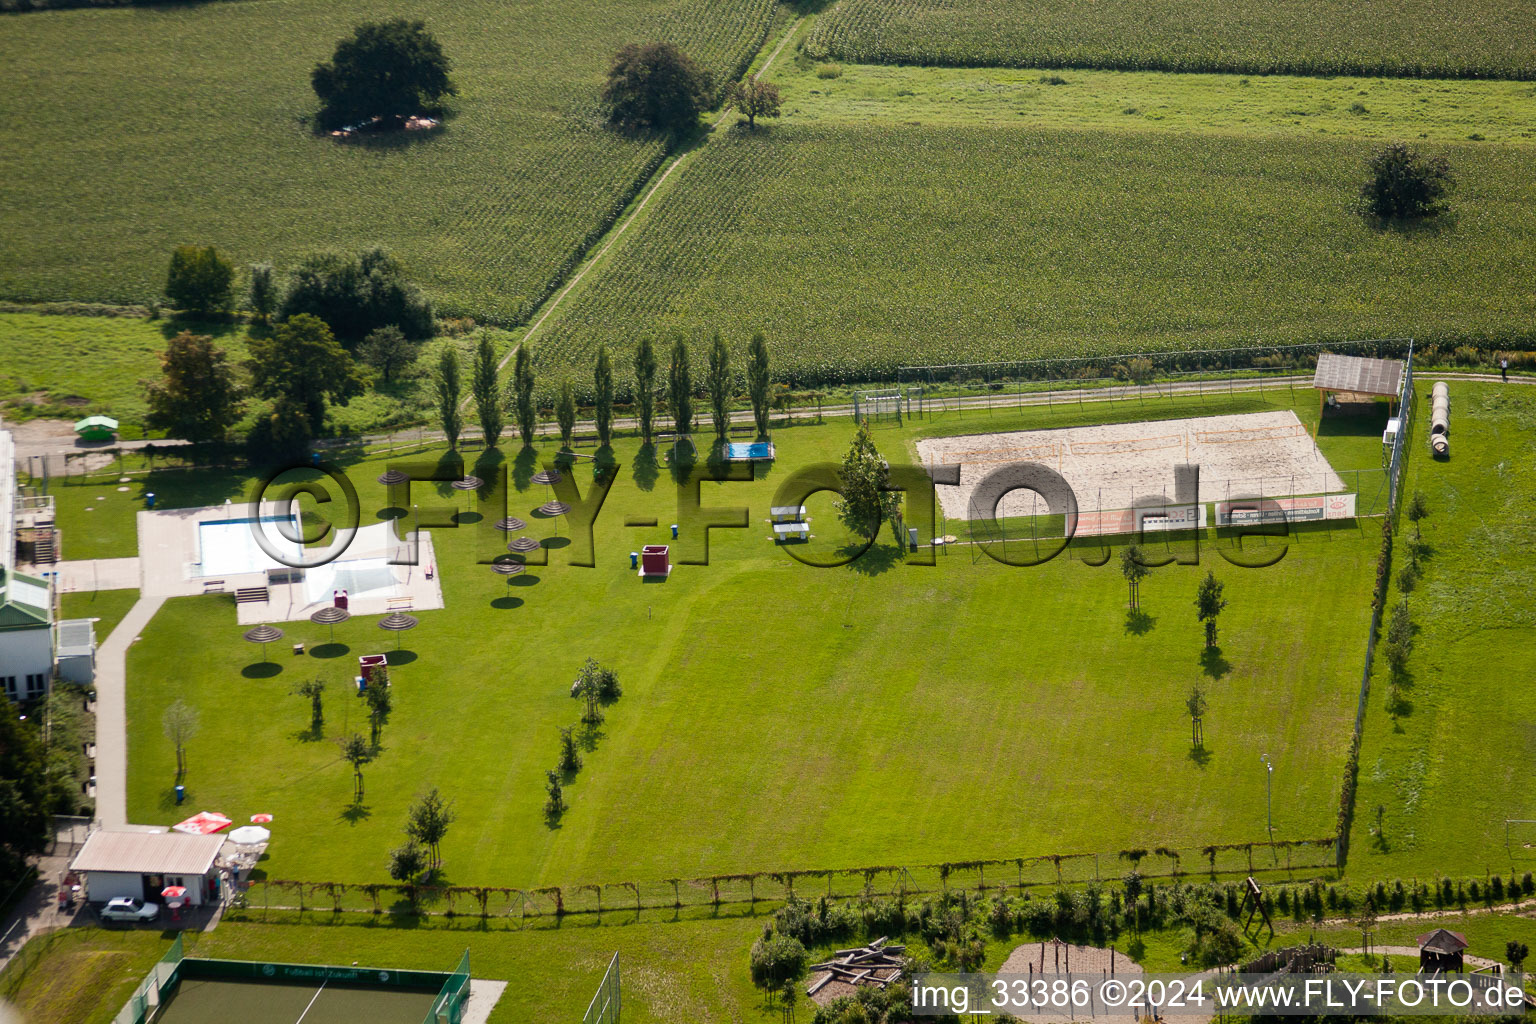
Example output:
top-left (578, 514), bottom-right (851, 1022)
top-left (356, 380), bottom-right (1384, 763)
top-left (0, 566), bottom-right (51, 631)
top-left (1417, 928), bottom-right (1469, 955)
top-left (1313, 353), bottom-right (1405, 397)
top-left (71, 830), bottom-right (225, 876)
top-left (56, 618), bottom-right (96, 658)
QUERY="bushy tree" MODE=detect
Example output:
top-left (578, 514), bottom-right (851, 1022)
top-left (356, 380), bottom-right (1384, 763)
top-left (835, 421), bottom-right (900, 541)
top-left (359, 325), bottom-right (419, 383)
top-left (312, 19), bottom-right (455, 131)
top-left (435, 345), bottom-right (462, 449)
top-left (472, 334), bottom-right (503, 446)
top-left (247, 262), bottom-right (279, 322)
top-left (593, 344), bottom-right (614, 446)
top-left (144, 331), bottom-right (245, 443)
top-left (249, 313), bottom-right (368, 434)
top-left (746, 332), bottom-right (771, 437)
top-left (729, 76), bottom-right (780, 129)
top-left (559, 725), bottom-right (583, 771)
top-left (511, 346), bottom-right (537, 446)
top-left (748, 932), bottom-right (807, 992)
top-left (405, 788), bottom-right (454, 873)
top-left (1508, 940), bottom-right (1529, 972)
top-left (556, 378), bottom-right (577, 448)
top-left (165, 245), bottom-right (234, 314)
top-left (0, 711), bottom-right (52, 901)
top-left (1384, 600), bottom-right (1413, 678)
top-left (388, 840), bottom-right (426, 883)
top-left (668, 335), bottom-right (694, 437)
top-left (602, 42), bottom-right (712, 134)
top-left (1360, 142), bottom-right (1454, 220)
top-left (572, 657), bottom-right (604, 724)
top-left (543, 769), bottom-right (564, 816)
top-left (634, 336), bottom-right (657, 445)
top-left (279, 248), bottom-right (434, 343)
top-left (706, 330), bottom-right (730, 436)
top-left (1194, 570), bottom-right (1227, 648)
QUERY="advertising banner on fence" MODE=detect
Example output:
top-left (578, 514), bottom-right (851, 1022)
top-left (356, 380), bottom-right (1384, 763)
top-left (1215, 493), bottom-right (1356, 526)
top-left (1073, 504), bottom-right (1207, 537)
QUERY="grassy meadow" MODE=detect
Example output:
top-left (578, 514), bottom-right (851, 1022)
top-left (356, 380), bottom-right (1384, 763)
top-left (0, 0), bottom-right (774, 318)
top-left (108, 390), bottom-right (1382, 890)
top-left (805, 0), bottom-right (1536, 79)
top-left (1347, 381), bottom-right (1536, 879)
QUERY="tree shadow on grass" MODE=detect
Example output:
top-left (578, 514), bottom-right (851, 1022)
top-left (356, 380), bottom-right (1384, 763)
top-left (632, 444), bottom-right (659, 492)
top-left (339, 801), bottom-right (371, 825)
top-left (844, 541), bottom-right (902, 577)
top-left (1124, 609), bottom-right (1155, 635)
top-left (1199, 646), bottom-right (1231, 680)
top-left (579, 722), bottom-right (605, 753)
top-left (292, 724), bottom-right (324, 744)
top-left (512, 447), bottom-right (537, 493)
top-left (309, 643), bottom-right (349, 659)
top-left (1188, 745), bottom-right (1212, 769)
top-left (242, 662), bottom-right (282, 679)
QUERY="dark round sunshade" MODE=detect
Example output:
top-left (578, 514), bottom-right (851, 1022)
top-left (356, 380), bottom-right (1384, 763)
top-left (538, 500), bottom-right (571, 516)
top-left (378, 612), bottom-right (418, 649)
top-left (531, 469), bottom-right (562, 485)
top-left (377, 469), bottom-right (410, 485)
top-left (507, 537), bottom-right (541, 553)
top-left (494, 516), bottom-right (528, 532)
top-left (309, 605), bottom-right (350, 642)
top-left (451, 476), bottom-right (483, 491)
top-left (243, 624), bottom-right (284, 644)
top-left (491, 559), bottom-right (526, 576)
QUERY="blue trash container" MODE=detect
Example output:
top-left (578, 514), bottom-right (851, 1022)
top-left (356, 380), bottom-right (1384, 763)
top-left (146, 492), bottom-right (157, 509)
top-left (174, 784), bottom-right (185, 805)
top-left (630, 552), bottom-right (639, 570)
top-left (670, 523), bottom-right (678, 539)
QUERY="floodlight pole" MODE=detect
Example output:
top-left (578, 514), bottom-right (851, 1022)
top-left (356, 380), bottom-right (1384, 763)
top-left (1260, 754), bottom-right (1273, 836)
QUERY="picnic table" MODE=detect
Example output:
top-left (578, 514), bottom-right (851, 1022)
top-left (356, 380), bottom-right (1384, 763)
top-left (773, 522), bottom-right (810, 542)
top-left (769, 505), bottom-right (807, 522)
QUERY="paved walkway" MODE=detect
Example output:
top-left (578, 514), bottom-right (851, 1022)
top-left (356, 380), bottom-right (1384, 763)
top-left (93, 594), bottom-right (166, 828)
top-left (50, 557), bottom-right (141, 593)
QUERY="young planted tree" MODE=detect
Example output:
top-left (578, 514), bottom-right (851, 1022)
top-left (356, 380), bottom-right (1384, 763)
top-left (1360, 142), bottom-right (1454, 221)
top-left (1407, 490), bottom-right (1429, 543)
top-left (165, 244), bottom-right (234, 315)
top-left (339, 733), bottom-right (372, 802)
top-left (602, 42), bottom-right (712, 134)
top-left (359, 326), bottom-right (419, 384)
top-left (247, 262), bottom-right (278, 322)
top-left (294, 678), bottom-right (326, 734)
top-left (1194, 570), bottom-right (1227, 649)
top-left (247, 313), bottom-right (368, 434)
top-left (706, 331), bottom-right (731, 437)
top-left (144, 331), bottom-right (245, 443)
top-left (835, 421), bottom-right (901, 542)
top-left (435, 345), bottom-right (463, 449)
top-left (668, 335), bottom-right (694, 437)
top-left (729, 76), bottom-right (781, 129)
top-left (1120, 545), bottom-right (1150, 611)
top-left (544, 769), bottom-right (565, 816)
top-left (1383, 600), bottom-right (1413, 681)
top-left (365, 679), bottom-right (393, 747)
top-left (405, 788), bottom-right (454, 873)
top-left (512, 346), bottom-right (537, 447)
top-left (311, 19), bottom-right (455, 131)
top-left (1186, 683), bottom-right (1208, 749)
top-left (556, 378), bottom-right (577, 448)
top-left (388, 841), bottom-right (426, 884)
top-left (593, 344), bottom-right (615, 446)
top-left (571, 657), bottom-right (604, 725)
top-left (1507, 941), bottom-right (1529, 973)
top-left (634, 336), bottom-right (657, 445)
top-left (470, 334), bottom-right (504, 446)
top-left (746, 332), bottom-right (771, 438)
top-left (558, 726), bottom-right (583, 772)
top-left (161, 700), bottom-right (199, 780)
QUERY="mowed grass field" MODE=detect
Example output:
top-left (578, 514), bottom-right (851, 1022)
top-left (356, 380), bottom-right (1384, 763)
top-left (1348, 382), bottom-right (1536, 878)
top-left (532, 118), bottom-right (1536, 390)
top-left (118, 391), bottom-right (1378, 889)
top-left (0, 0), bottom-right (773, 318)
top-left (805, 0), bottom-right (1536, 79)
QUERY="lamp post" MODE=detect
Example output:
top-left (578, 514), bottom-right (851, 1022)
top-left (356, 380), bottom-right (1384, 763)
top-left (1260, 753), bottom-right (1274, 835)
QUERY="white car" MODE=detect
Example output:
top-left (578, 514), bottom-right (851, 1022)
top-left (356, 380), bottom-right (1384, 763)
top-left (100, 896), bottom-right (160, 923)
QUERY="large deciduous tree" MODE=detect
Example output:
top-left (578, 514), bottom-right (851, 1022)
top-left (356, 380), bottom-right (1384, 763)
top-left (835, 421), bottom-right (900, 542)
top-left (0, 711), bottom-right (51, 901)
top-left (1360, 142), bottom-right (1454, 221)
top-left (729, 76), bottom-right (780, 129)
top-left (144, 331), bottom-right (245, 443)
top-left (247, 262), bottom-right (279, 322)
top-left (359, 325), bottom-right (419, 383)
top-left (556, 378), bottom-right (577, 448)
top-left (165, 245), bottom-right (234, 315)
top-left (312, 19), bottom-right (455, 131)
top-left (279, 248), bottom-right (434, 344)
top-left (247, 313), bottom-right (368, 435)
top-left (602, 42), bottom-right (712, 134)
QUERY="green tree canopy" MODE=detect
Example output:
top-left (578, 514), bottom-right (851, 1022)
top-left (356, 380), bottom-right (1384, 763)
top-left (746, 332), bottom-right (771, 438)
top-left (0, 711), bottom-right (52, 900)
top-left (436, 345), bottom-right (463, 449)
top-left (471, 334), bottom-right (502, 446)
top-left (279, 248), bottom-right (434, 344)
top-left (165, 244), bottom-right (234, 315)
top-left (144, 331), bottom-right (245, 443)
top-left (706, 330), bottom-right (730, 437)
top-left (248, 313), bottom-right (368, 434)
top-left (312, 19), bottom-right (455, 131)
top-left (593, 344), bottom-right (615, 446)
top-left (634, 336), bottom-right (657, 445)
top-left (668, 335), bottom-right (694, 436)
top-left (835, 421), bottom-right (900, 540)
top-left (602, 42), bottom-right (713, 134)
top-left (358, 325), bottom-right (419, 383)
top-left (511, 346), bottom-right (537, 447)
top-left (1360, 142), bottom-right (1454, 220)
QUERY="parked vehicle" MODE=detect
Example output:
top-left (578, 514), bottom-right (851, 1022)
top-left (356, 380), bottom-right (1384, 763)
top-left (99, 897), bottom-right (159, 922)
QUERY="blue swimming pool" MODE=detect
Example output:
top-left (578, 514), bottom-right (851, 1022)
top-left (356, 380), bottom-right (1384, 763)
top-left (726, 441), bottom-right (774, 461)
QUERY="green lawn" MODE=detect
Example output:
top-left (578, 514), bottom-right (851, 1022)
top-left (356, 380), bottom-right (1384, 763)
top-left (59, 588), bottom-right (140, 640)
top-left (0, 0), bottom-right (773, 319)
top-left (120, 389), bottom-right (1377, 893)
top-left (1347, 381), bottom-right (1536, 880)
top-left (804, 0), bottom-right (1536, 79)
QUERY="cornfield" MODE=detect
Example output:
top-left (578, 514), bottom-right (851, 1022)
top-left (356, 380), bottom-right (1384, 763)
top-left (804, 0), bottom-right (1536, 80)
top-left (0, 0), bottom-right (775, 321)
top-left (532, 122), bottom-right (1536, 396)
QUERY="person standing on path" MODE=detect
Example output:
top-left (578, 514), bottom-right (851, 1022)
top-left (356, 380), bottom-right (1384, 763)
top-left (1501, 357), bottom-right (1509, 382)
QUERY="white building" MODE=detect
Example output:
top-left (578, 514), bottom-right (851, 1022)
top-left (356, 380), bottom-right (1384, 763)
top-left (70, 830), bottom-right (227, 907)
top-left (0, 419), bottom-right (59, 700)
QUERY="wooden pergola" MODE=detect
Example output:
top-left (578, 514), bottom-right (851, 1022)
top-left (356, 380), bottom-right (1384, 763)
top-left (1417, 927), bottom-right (1469, 973)
top-left (1312, 353), bottom-right (1405, 436)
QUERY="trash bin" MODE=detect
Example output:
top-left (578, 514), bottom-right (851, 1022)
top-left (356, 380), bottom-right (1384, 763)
top-left (670, 523), bottom-right (678, 539)
top-left (174, 784), bottom-right (185, 805)
top-left (630, 552), bottom-right (639, 570)
top-left (146, 492), bottom-right (157, 509)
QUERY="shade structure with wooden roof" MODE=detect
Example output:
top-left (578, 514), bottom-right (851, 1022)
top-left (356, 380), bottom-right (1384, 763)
top-left (493, 516), bottom-right (528, 532)
top-left (1312, 352), bottom-right (1405, 434)
top-left (1417, 927), bottom-right (1469, 972)
top-left (508, 536), bottom-right (541, 553)
top-left (309, 604), bottom-right (351, 642)
top-left (243, 624), bottom-right (284, 662)
top-left (377, 611), bottom-right (418, 649)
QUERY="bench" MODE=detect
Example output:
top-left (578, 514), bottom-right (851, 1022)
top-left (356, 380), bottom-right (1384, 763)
top-left (769, 505), bottom-right (807, 523)
top-left (773, 522), bottom-right (811, 542)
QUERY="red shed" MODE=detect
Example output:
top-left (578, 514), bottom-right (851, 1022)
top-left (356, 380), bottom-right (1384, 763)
top-left (640, 544), bottom-right (671, 578)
